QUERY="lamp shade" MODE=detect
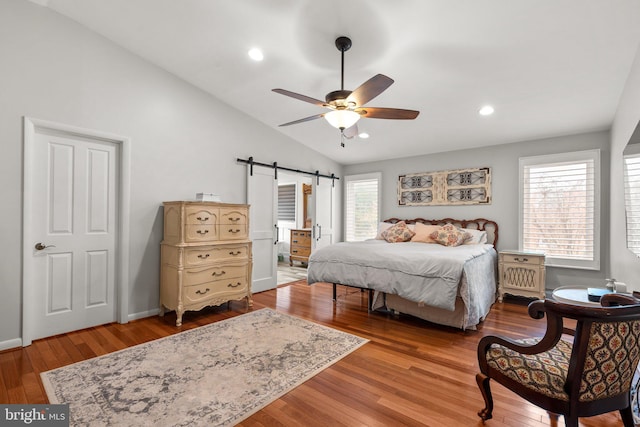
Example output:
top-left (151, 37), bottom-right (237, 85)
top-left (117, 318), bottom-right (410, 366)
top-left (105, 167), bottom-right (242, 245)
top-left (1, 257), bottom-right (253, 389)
top-left (324, 110), bottom-right (360, 129)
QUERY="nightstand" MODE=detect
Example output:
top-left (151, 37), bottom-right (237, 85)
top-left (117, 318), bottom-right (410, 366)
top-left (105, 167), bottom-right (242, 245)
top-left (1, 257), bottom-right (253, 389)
top-left (498, 250), bottom-right (546, 302)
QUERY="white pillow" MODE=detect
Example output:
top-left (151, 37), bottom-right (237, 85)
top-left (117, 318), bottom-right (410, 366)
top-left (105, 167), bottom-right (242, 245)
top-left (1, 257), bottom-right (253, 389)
top-left (464, 228), bottom-right (488, 245)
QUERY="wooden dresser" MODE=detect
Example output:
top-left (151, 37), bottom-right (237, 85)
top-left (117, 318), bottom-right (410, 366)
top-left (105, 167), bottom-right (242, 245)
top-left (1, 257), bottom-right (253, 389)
top-left (498, 250), bottom-right (546, 302)
top-left (289, 228), bottom-right (312, 266)
top-left (160, 201), bottom-right (252, 326)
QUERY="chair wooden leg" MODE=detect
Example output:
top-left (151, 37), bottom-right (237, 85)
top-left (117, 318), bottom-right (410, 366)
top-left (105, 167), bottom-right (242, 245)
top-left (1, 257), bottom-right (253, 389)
top-left (620, 406), bottom-right (635, 427)
top-left (563, 414), bottom-right (578, 427)
top-left (476, 373), bottom-right (493, 421)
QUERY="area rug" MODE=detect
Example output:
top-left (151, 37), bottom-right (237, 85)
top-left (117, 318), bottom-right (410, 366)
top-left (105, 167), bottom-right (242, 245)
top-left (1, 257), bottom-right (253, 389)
top-left (41, 308), bottom-right (368, 426)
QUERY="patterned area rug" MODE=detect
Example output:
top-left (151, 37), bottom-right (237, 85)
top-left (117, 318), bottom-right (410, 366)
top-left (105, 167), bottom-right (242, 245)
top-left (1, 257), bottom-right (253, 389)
top-left (41, 308), bottom-right (367, 426)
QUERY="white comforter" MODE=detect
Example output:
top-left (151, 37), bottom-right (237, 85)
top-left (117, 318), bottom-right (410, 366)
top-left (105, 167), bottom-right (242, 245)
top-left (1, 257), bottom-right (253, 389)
top-left (307, 240), bottom-right (496, 312)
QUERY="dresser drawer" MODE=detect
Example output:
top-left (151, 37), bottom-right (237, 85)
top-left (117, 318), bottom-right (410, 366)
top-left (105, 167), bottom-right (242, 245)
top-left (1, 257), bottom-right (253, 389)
top-left (501, 253), bottom-right (543, 266)
top-left (291, 230), bottom-right (311, 239)
top-left (220, 223), bottom-right (248, 240)
top-left (185, 206), bottom-right (219, 225)
top-left (291, 246), bottom-right (311, 257)
top-left (182, 278), bottom-right (249, 306)
top-left (291, 234), bottom-right (311, 247)
top-left (184, 244), bottom-right (249, 266)
top-left (183, 263), bottom-right (247, 286)
top-left (220, 207), bottom-right (248, 224)
top-left (185, 224), bottom-right (218, 242)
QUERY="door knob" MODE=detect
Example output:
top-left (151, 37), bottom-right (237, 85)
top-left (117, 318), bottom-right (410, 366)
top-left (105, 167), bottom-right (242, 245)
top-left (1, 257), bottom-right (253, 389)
top-left (35, 242), bottom-right (55, 250)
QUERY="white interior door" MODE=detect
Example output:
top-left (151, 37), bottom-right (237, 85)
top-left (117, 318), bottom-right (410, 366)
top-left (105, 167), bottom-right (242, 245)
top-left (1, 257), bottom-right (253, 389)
top-left (247, 166), bottom-right (278, 293)
top-left (25, 128), bottom-right (118, 342)
top-left (312, 177), bottom-right (335, 250)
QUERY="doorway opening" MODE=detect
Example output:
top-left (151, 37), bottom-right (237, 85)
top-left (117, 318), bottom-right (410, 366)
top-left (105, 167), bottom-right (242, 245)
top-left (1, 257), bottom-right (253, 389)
top-left (277, 172), bottom-right (311, 285)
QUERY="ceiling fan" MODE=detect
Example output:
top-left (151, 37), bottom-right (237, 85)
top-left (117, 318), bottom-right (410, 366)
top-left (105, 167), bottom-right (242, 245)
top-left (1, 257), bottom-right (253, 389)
top-left (273, 36), bottom-right (420, 146)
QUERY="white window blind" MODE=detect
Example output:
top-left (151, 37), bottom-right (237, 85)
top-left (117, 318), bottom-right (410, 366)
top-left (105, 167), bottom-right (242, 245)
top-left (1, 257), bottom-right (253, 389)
top-left (519, 150), bottom-right (600, 270)
top-left (624, 153), bottom-right (640, 254)
top-left (345, 173), bottom-right (381, 242)
top-left (277, 184), bottom-right (296, 222)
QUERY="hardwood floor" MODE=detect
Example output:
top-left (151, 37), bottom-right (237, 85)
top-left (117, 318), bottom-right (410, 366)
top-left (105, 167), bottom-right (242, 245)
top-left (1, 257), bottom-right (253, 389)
top-left (0, 281), bottom-right (625, 426)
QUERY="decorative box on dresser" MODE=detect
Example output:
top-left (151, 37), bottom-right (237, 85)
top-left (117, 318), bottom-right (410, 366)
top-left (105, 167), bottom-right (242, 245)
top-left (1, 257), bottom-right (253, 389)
top-left (289, 228), bottom-right (312, 266)
top-left (160, 201), bottom-right (252, 326)
top-left (498, 250), bottom-right (546, 302)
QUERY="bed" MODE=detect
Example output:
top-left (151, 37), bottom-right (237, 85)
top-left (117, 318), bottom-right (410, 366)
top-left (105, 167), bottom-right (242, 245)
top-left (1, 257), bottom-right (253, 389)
top-left (307, 218), bottom-right (499, 330)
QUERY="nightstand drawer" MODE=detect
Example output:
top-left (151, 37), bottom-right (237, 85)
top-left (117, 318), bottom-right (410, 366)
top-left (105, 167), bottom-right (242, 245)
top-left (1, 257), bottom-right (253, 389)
top-left (501, 253), bottom-right (543, 266)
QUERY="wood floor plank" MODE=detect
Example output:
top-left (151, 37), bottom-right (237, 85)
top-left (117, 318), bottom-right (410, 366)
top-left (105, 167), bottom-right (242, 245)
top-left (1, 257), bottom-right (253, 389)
top-left (0, 281), bottom-right (627, 426)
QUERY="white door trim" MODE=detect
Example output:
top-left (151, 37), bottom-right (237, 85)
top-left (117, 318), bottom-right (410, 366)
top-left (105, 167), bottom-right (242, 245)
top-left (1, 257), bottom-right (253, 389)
top-left (22, 117), bottom-right (131, 346)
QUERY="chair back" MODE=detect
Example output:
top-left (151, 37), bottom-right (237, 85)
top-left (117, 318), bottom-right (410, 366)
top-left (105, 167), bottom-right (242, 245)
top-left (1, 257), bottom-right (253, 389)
top-left (574, 318), bottom-right (640, 402)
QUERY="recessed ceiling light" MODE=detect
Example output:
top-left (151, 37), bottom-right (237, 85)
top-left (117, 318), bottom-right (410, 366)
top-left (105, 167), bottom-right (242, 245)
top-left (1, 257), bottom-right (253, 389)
top-left (479, 105), bottom-right (495, 116)
top-left (358, 132), bottom-right (370, 139)
top-left (248, 48), bottom-right (264, 61)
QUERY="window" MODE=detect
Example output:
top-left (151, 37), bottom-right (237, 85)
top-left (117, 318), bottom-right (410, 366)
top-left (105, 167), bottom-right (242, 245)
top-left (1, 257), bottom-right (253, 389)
top-left (344, 173), bottom-right (381, 242)
top-left (519, 150), bottom-right (600, 269)
top-left (624, 152), bottom-right (640, 255)
top-left (277, 184), bottom-right (296, 222)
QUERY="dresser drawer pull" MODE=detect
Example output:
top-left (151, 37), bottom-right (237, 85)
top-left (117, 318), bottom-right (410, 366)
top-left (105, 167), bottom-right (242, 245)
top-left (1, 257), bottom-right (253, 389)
top-left (229, 217), bottom-right (241, 222)
top-left (228, 282), bottom-right (242, 288)
top-left (196, 229), bottom-right (209, 235)
top-left (292, 240), bottom-right (298, 243)
top-left (229, 251), bottom-right (242, 255)
top-left (211, 271), bottom-right (226, 277)
top-left (197, 254), bottom-right (210, 259)
top-left (514, 257), bottom-right (529, 262)
top-left (195, 288), bottom-right (210, 295)
top-left (229, 229), bottom-right (241, 233)
top-left (292, 250), bottom-right (298, 254)
top-left (196, 216), bottom-right (209, 221)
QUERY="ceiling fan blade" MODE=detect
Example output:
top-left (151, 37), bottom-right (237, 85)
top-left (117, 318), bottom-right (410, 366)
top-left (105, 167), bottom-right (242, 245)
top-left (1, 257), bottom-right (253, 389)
top-left (347, 74), bottom-right (394, 106)
top-left (356, 107), bottom-right (420, 120)
top-left (278, 113), bottom-right (325, 127)
top-left (272, 89), bottom-right (327, 107)
top-left (343, 124), bottom-right (359, 139)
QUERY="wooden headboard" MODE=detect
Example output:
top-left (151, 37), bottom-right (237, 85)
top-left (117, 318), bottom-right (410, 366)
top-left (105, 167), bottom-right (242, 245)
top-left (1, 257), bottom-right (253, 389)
top-left (384, 218), bottom-right (499, 247)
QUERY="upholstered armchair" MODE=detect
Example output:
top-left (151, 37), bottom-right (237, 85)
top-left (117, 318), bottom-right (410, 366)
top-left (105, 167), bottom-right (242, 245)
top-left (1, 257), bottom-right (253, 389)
top-left (476, 293), bottom-right (640, 427)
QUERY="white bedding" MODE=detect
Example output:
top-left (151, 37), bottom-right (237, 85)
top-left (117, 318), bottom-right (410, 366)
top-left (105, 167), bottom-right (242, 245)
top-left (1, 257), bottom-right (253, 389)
top-left (307, 240), bottom-right (497, 314)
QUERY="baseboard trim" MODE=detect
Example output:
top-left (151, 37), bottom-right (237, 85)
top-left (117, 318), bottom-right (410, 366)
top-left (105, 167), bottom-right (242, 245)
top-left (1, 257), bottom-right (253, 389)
top-left (0, 338), bottom-right (23, 351)
top-left (128, 308), bottom-right (160, 322)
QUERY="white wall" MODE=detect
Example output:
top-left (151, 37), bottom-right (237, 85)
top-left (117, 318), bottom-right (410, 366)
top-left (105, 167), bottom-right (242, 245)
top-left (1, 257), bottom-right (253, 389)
top-left (0, 0), bottom-right (342, 347)
top-left (610, 42), bottom-right (640, 288)
top-left (344, 130), bottom-right (611, 291)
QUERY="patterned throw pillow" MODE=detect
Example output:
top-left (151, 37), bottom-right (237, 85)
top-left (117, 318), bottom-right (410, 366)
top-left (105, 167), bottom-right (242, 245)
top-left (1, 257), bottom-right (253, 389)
top-left (381, 221), bottom-right (416, 243)
top-left (429, 224), bottom-right (472, 247)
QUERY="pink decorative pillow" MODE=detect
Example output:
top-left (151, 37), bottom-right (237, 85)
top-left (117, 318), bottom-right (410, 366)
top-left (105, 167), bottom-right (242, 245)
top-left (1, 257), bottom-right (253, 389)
top-left (429, 224), bottom-right (472, 247)
top-left (381, 221), bottom-right (416, 243)
top-left (411, 222), bottom-right (440, 243)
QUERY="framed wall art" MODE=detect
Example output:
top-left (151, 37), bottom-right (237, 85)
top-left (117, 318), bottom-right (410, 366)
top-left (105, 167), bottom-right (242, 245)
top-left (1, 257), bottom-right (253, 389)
top-left (398, 167), bottom-right (492, 206)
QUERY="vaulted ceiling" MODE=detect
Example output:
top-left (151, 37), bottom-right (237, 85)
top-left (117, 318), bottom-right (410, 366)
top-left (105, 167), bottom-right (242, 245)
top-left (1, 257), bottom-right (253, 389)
top-left (38, 0), bottom-right (640, 165)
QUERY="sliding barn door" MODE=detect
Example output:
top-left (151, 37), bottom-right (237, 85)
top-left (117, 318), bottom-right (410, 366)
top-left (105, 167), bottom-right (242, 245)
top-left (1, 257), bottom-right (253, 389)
top-left (247, 166), bottom-right (278, 293)
top-left (311, 178), bottom-right (334, 250)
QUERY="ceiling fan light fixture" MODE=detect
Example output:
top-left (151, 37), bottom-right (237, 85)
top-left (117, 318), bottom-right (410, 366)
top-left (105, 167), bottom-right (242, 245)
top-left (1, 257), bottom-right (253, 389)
top-left (324, 110), bottom-right (360, 130)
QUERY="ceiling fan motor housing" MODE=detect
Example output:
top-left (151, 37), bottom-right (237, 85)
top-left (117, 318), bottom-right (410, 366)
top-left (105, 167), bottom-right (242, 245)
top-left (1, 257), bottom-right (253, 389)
top-left (325, 90), bottom-right (354, 108)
